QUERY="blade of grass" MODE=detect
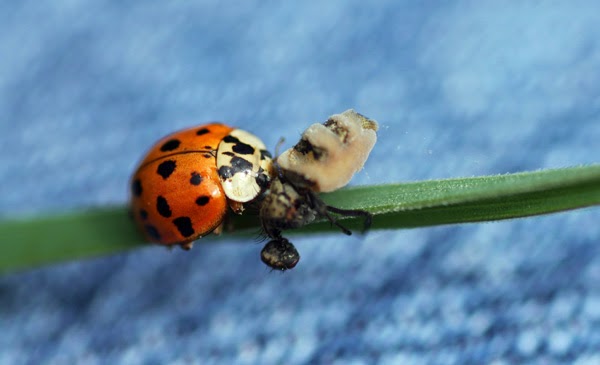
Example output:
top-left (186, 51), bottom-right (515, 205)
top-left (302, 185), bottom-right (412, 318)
top-left (1, 164), bottom-right (599, 273)
top-left (0, 208), bottom-right (142, 273)
top-left (327, 165), bottom-right (600, 210)
top-left (314, 164), bottom-right (600, 231)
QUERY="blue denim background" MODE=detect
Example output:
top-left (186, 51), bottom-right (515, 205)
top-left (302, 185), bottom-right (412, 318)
top-left (1, 1), bottom-right (600, 364)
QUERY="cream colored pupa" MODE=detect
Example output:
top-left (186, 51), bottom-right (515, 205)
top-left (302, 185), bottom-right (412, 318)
top-left (277, 109), bottom-right (378, 192)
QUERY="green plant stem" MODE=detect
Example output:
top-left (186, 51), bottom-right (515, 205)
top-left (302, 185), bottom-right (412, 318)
top-left (1, 165), bottom-right (599, 273)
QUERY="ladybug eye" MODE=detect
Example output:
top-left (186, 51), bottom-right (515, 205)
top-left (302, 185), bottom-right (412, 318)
top-left (260, 238), bottom-right (300, 271)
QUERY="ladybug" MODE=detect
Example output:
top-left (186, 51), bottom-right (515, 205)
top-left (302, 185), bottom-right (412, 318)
top-left (130, 110), bottom-right (378, 271)
top-left (259, 110), bottom-right (379, 270)
top-left (130, 123), bottom-right (273, 250)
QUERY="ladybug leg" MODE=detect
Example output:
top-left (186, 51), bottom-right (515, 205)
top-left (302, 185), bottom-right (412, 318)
top-left (228, 200), bottom-right (245, 215)
top-left (223, 212), bottom-right (236, 233)
top-left (212, 221), bottom-right (225, 235)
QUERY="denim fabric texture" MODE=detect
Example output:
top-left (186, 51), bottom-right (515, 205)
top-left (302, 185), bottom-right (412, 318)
top-left (1, 2), bottom-right (600, 364)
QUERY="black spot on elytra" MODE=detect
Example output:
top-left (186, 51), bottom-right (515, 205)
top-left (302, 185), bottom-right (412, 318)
top-left (145, 224), bottom-right (161, 240)
top-left (203, 154), bottom-right (212, 158)
top-left (196, 128), bottom-right (210, 136)
top-left (260, 149), bottom-right (272, 160)
top-left (156, 196), bottom-right (172, 218)
top-left (204, 145), bottom-right (212, 149)
top-left (157, 160), bottom-right (176, 179)
top-left (131, 179), bottom-right (143, 196)
top-left (173, 217), bottom-right (195, 237)
top-left (195, 196), bottom-right (210, 206)
top-left (190, 172), bottom-right (202, 185)
top-left (139, 209), bottom-right (148, 220)
top-left (160, 139), bottom-right (181, 152)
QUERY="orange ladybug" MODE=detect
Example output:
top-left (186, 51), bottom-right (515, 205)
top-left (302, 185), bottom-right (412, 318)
top-left (130, 123), bottom-right (273, 250)
top-left (130, 110), bottom-right (378, 271)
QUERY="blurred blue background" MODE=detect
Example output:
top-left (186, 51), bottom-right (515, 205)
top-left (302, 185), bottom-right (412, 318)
top-left (1, 1), bottom-right (600, 364)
